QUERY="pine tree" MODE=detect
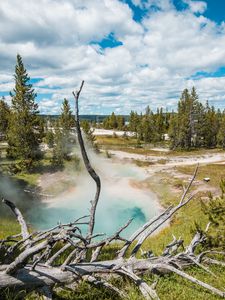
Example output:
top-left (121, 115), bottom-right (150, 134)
top-left (169, 87), bottom-right (205, 149)
top-left (0, 97), bottom-right (10, 139)
top-left (117, 115), bottom-right (125, 130)
top-left (45, 130), bottom-right (54, 149)
top-left (140, 106), bottom-right (155, 143)
top-left (81, 120), bottom-right (98, 152)
top-left (217, 111), bottom-right (225, 148)
top-left (129, 111), bottom-right (140, 137)
top-left (109, 112), bottom-right (118, 129)
top-left (168, 112), bottom-right (178, 149)
top-left (7, 54), bottom-right (41, 167)
top-left (202, 102), bottom-right (219, 148)
top-left (201, 181), bottom-right (225, 248)
top-left (51, 121), bottom-right (64, 167)
top-left (154, 107), bottom-right (164, 142)
top-left (59, 98), bottom-right (75, 159)
top-left (60, 99), bottom-right (74, 132)
top-left (177, 88), bottom-right (192, 149)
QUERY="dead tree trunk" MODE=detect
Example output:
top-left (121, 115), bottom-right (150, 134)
top-left (0, 82), bottom-right (224, 299)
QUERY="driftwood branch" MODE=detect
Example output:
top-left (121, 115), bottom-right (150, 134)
top-left (0, 82), bottom-right (224, 299)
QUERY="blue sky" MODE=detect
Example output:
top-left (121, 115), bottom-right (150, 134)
top-left (0, 0), bottom-right (225, 114)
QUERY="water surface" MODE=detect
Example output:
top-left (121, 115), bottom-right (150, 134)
top-left (29, 157), bottom-right (160, 238)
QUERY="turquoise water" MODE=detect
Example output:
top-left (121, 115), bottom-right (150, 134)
top-left (29, 158), bottom-right (160, 238)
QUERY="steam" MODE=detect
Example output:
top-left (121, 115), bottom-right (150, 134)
top-left (0, 173), bottom-right (41, 219)
top-left (29, 148), bottom-right (160, 238)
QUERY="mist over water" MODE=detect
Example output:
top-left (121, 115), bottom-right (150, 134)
top-left (29, 152), bottom-right (160, 238)
top-left (0, 173), bottom-right (41, 219)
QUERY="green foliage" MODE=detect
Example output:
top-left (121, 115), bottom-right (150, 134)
top-left (6, 55), bottom-right (42, 167)
top-left (81, 119), bottom-right (98, 152)
top-left (169, 87), bottom-right (223, 150)
top-left (60, 99), bottom-right (74, 131)
top-left (45, 129), bottom-right (54, 149)
top-left (169, 87), bottom-right (203, 149)
top-left (0, 97), bottom-right (10, 138)
top-left (128, 106), bottom-right (168, 143)
top-left (201, 181), bottom-right (225, 249)
top-left (202, 102), bottom-right (220, 148)
top-left (127, 107), bottom-right (164, 143)
top-left (217, 113), bottom-right (225, 148)
top-left (51, 121), bottom-right (64, 168)
top-left (103, 112), bottom-right (125, 130)
top-left (51, 99), bottom-right (76, 167)
top-left (59, 98), bottom-right (76, 159)
top-left (129, 111), bottom-right (140, 137)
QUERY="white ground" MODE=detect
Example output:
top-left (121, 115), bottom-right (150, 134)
top-left (108, 150), bottom-right (225, 167)
top-left (92, 128), bottom-right (135, 137)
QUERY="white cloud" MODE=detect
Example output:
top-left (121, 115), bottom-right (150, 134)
top-left (183, 0), bottom-right (207, 14)
top-left (0, 0), bottom-right (225, 114)
top-left (131, 0), bottom-right (173, 11)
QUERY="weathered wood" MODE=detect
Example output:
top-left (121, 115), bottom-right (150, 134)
top-left (2, 198), bottom-right (29, 241)
top-left (73, 81), bottom-right (101, 240)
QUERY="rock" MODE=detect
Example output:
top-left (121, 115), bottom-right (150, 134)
top-left (203, 177), bottom-right (210, 182)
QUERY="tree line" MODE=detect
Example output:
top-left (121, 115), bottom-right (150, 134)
top-left (101, 87), bottom-right (225, 149)
top-left (0, 55), bottom-right (224, 174)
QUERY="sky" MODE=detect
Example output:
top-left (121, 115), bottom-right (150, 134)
top-left (0, 0), bottom-right (225, 115)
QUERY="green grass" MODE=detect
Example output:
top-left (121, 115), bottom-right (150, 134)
top-left (177, 164), bottom-right (225, 190)
top-left (96, 136), bottom-right (139, 148)
top-left (156, 265), bottom-right (225, 300)
top-left (141, 165), bottom-right (224, 254)
top-left (13, 172), bottom-right (40, 186)
top-left (96, 136), bottom-right (225, 158)
top-left (0, 218), bottom-right (20, 239)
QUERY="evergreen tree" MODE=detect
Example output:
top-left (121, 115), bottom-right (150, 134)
top-left (81, 120), bottom-right (98, 152)
top-left (0, 97), bottom-right (10, 138)
top-left (102, 114), bottom-right (125, 131)
top-left (154, 108), bottom-right (164, 141)
top-left (60, 99), bottom-right (74, 131)
top-left (168, 112), bottom-right (178, 149)
top-left (109, 112), bottom-right (118, 129)
top-left (140, 106), bottom-right (155, 143)
top-left (217, 111), bottom-right (225, 149)
top-left (202, 102), bottom-right (219, 148)
top-left (117, 115), bottom-right (125, 130)
top-left (7, 54), bottom-right (41, 166)
top-left (51, 121), bottom-right (64, 167)
top-left (201, 180), bottom-right (225, 248)
top-left (169, 87), bottom-right (205, 149)
top-left (59, 98), bottom-right (75, 159)
top-left (129, 111), bottom-right (140, 138)
top-left (45, 130), bottom-right (54, 149)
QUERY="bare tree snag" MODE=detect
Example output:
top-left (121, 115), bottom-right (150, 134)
top-left (72, 81), bottom-right (101, 239)
top-left (0, 82), bottom-right (224, 299)
top-left (2, 198), bottom-right (29, 241)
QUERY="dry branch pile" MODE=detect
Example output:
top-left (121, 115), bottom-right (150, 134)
top-left (0, 82), bottom-right (224, 300)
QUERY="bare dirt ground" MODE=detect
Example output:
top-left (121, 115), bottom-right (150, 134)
top-left (108, 149), bottom-right (225, 167)
top-left (38, 149), bottom-right (224, 211)
top-left (38, 171), bottom-right (76, 197)
top-left (108, 149), bottom-right (225, 197)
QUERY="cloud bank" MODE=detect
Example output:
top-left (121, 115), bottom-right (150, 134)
top-left (0, 0), bottom-right (225, 114)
